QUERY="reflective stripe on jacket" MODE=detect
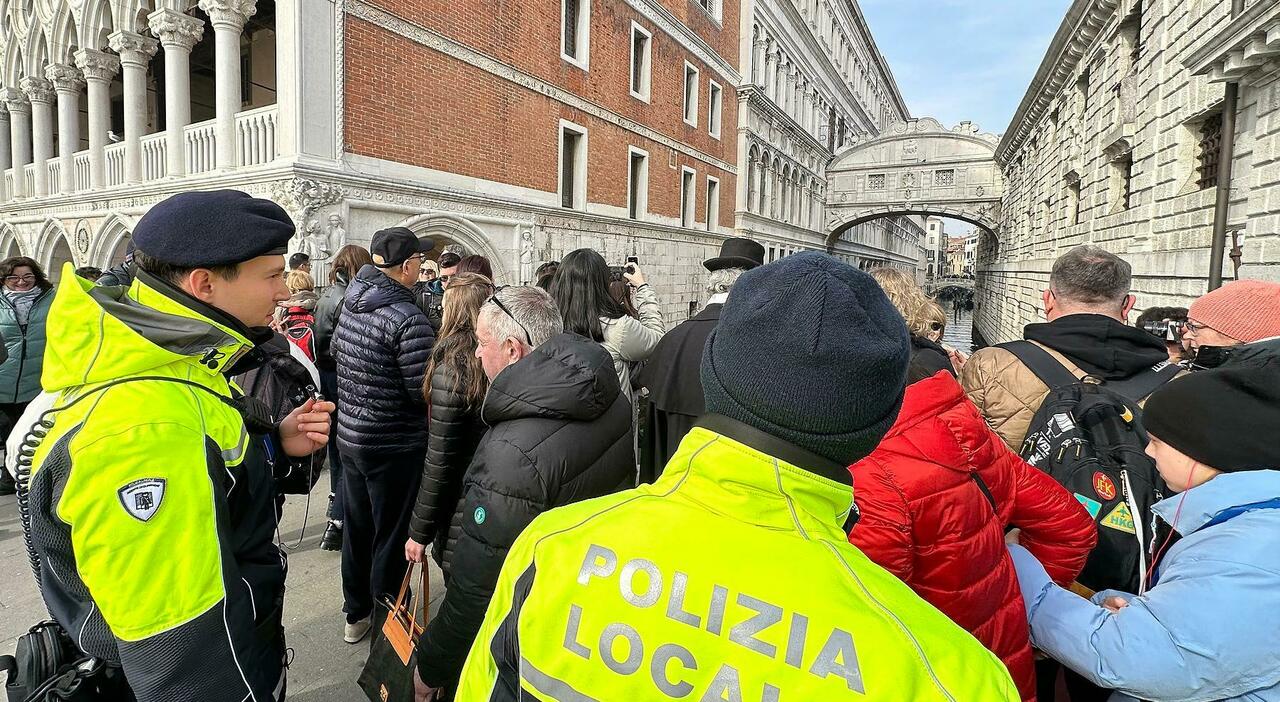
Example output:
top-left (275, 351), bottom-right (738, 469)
top-left (457, 420), bottom-right (1019, 701)
top-left (27, 265), bottom-right (286, 702)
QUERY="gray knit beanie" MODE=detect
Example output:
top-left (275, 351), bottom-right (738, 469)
top-left (700, 252), bottom-right (910, 467)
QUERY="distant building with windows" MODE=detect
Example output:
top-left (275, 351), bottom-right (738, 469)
top-left (0, 0), bottom-right (918, 308)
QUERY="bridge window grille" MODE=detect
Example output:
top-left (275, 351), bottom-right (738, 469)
top-left (868, 174), bottom-right (886, 190)
top-left (1196, 113), bottom-right (1223, 190)
top-left (935, 169), bottom-right (955, 187)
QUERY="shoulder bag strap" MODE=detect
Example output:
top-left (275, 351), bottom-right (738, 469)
top-left (1105, 363), bottom-right (1182, 402)
top-left (997, 340), bottom-right (1081, 390)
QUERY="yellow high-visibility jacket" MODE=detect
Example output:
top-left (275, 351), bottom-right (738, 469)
top-left (458, 416), bottom-right (1019, 701)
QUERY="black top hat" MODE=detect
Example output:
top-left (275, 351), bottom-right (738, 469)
top-left (704, 238), bottom-right (766, 272)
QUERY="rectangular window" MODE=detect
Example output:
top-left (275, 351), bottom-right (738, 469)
top-left (705, 176), bottom-right (720, 232)
top-left (868, 174), bottom-right (885, 190)
top-left (627, 147), bottom-right (648, 220)
top-left (1196, 112), bottom-right (1223, 190)
top-left (707, 81), bottom-right (723, 138)
top-left (934, 169), bottom-right (955, 186)
top-left (680, 167), bottom-right (696, 228)
top-left (559, 121), bottom-right (587, 210)
top-left (1110, 154), bottom-right (1133, 212)
top-left (683, 62), bottom-right (700, 126)
top-left (629, 23), bottom-right (651, 101)
top-left (561, 0), bottom-right (590, 69)
top-left (696, 0), bottom-right (721, 22)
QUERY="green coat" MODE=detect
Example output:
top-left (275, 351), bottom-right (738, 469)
top-left (0, 287), bottom-right (52, 403)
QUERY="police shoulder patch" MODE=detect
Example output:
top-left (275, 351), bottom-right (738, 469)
top-left (118, 478), bottom-right (166, 522)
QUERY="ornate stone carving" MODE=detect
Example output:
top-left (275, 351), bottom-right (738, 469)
top-left (0, 88), bottom-right (30, 114)
top-left (325, 213), bottom-right (347, 254)
top-left (19, 77), bottom-right (55, 105)
top-left (44, 64), bottom-right (85, 93)
top-left (519, 228), bottom-right (536, 284)
top-left (271, 178), bottom-right (344, 258)
top-left (74, 49), bottom-right (121, 83)
top-left (108, 31), bottom-right (160, 66)
top-left (198, 0), bottom-right (259, 29)
top-left (149, 9), bottom-right (206, 51)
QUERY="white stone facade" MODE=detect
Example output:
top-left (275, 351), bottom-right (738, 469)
top-left (979, 0), bottom-right (1280, 344)
top-left (737, 0), bottom-right (920, 268)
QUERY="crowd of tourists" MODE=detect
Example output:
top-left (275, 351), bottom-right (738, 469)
top-left (1, 188), bottom-right (1279, 702)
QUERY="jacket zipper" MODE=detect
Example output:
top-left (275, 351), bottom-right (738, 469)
top-left (3, 290), bottom-right (49, 404)
top-left (1120, 469), bottom-right (1149, 594)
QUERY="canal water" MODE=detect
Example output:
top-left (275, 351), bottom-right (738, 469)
top-left (942, 309), bottom-right (975, 354)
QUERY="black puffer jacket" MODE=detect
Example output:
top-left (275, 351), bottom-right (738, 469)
top-left (407, 360), bottom-right (486, 566)
top-left (314, 271), bottom-right (350, 371)
top-left (332, 265), bottom-right (434, 453)
top-left (416, 333), bottom-right (634, 689)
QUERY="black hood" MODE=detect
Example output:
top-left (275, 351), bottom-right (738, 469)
top-left (1024, 313), bottom-right (1169, 379)
top-left (1192, 336), bottom-right (1280, 371)
top-left (344, 264), bottom-right (415, 314)
top-left (483, 332), bottom-right (622, 425)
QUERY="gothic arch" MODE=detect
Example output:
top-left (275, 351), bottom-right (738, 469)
top-left (92, 212), bottom-right (137, 266)
top-left (394, 212), bottom-right (510, 283)
top-left (79, 0), bottom-right (113, 50)
top-left (4, 34), bottom-right (23, 84)
top-left (49, 5), bottom-right (76, 64)
top-left (0, 221), bottom-right (19, 259)
top-left (35, 217), bottom-right (74, 273)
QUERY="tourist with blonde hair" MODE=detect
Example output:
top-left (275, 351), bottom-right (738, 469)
top-left (871, 266), bottom-right (956, 382)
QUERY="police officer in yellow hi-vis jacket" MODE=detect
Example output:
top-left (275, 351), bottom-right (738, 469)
top-left (22, 191), bottom-right (334, 702)
top-left (456, 252), bottom-right (1018, 701)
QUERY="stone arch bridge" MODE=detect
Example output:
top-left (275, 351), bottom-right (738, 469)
top-left (824, 118), bottom-right (1005, 249)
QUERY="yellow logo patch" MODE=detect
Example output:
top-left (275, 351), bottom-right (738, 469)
top-left (1101, 502), bottom-right (1136, 534)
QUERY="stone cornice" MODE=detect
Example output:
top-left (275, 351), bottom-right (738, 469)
top-left (74, 48), bottom-right (121, 82)
top-left (1185, 1), bottom-right (1280, 82)
top-left (996, 0), bottom-right (1119, 166)
top-left (741, 85), bottom-right (829, 159)
top-left (149, 9), bottom-right (206, 51)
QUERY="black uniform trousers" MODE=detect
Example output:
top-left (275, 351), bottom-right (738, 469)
top-left (340, 446), bottom-right (425, 623)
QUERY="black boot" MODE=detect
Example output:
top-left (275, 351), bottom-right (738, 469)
top-left (320, 520), bottom-right (342, 551)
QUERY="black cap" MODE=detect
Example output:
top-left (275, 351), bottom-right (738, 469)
top-left (288, 252), bottom-right (311, 269)
top-left (372, 227), bottom-right (434, 268)
top-left (133, 190), bottom-right (294, 267)
top-left (704, 238), bottom-right (766, 272)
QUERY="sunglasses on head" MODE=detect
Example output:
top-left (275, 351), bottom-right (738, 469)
top-left (487, 286), bottom-right (533, 346)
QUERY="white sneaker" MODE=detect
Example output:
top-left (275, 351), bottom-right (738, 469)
top-left (344, 617), bottom-right (372, 644)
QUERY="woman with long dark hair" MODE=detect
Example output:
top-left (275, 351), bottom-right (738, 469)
top-left (404, 272), bottom-right (495, 572)
top-left (314, 244), bottom-right (374, 550)
top-left (0, 256), bottom-right (54, 495)
top-left (551, 249), bottom-right (664, 404)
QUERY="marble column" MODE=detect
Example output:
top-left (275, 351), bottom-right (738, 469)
top-left (149, 9), bottom-right (205, 178)
top-left (752, 37), bottom-right (767, 86)
top-left (75, 49), bottom-right (121, 190)
top-left (109, 31), bottom-right (159, 184)
top-left (199, 0), bottom-right (257, 170)
top-left (0, 107), bottom-right (10, 202)
top-left (764, 49), bottom-right (779, 102)
top-left (2, 89), bottom-right (31, 199)
top-left (19, 77), bottom-right (55, 197)
top-left (46, 64), bottom-right (85, 194)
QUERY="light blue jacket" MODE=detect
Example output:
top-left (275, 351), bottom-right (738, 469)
top-left (1010, 470), bottom-right (1280, 702)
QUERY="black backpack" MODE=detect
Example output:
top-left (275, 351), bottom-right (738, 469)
top-left (0, 621), bottom-right (133, 701)
top-left (1001, 341), bottom-right (1180, 595)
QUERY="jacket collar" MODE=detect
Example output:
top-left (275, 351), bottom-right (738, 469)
top-left (691, 303), bottom-right (722, 322)
top-left (1154, 470), bottom-right (1280, 534)
top-left (695, 414), bottom-right (851, 486)
top-left (1024, 313), bottom-right (1170, 380)
top-left (661, 420), bottom-right (855, 536)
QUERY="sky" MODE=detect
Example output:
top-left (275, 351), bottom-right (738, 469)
top-left (857, 0), bottom-right (1072, 236)
top-left (859, 0), bottom-right (1073, 138)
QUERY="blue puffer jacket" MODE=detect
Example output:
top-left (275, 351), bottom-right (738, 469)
top-left (332, 265), bottom-right (434, 454)
top-left (1010, 470), bottom-right (1280, 702)
top-left (0, 288), bottom-right (53, 404)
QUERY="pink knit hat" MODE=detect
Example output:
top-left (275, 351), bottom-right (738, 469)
top-left (1188, 280), bottom-right (1280, 342)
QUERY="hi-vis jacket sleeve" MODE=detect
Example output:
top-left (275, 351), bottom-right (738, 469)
top-left (60, 423), bottom-right (264, 702)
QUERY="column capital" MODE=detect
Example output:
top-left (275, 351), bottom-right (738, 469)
top-left (197, 0), bottom-right (258, 30)
top-left (74, 48), bottom-right (121, 83)
top-left (149, 9), bottom-right (205, 51)
top-left (44, 63), bottom-right (85, 93)
top-left (108, 31), bottom-right (160, 67)
top-left (1, 87), bottom-right (30, 114)
top-left (19, 77), bottom-right (55, 105)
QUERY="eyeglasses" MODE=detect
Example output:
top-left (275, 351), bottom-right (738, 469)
top-left (1182, 320), bottom-right (1210, 335)
top-left (487, 286), bottom-right (533, 346)
top-left (929, 321), bottom-right (944, 332)
top-left (3, 275), bottom-right (35, 284)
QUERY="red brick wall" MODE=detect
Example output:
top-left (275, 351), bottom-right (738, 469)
top-left (344, 0), bottom-right (739, 227)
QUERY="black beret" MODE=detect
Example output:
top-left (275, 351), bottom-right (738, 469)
top-left (134, 190), bottom-right (295, 267)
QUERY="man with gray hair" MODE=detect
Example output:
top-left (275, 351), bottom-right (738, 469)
top-left (414, 286), bottom-right (634, 699)
top-left (962, 243), bottom-right (1173, 450)
top-left (635, 238), bottom-right (765, 482)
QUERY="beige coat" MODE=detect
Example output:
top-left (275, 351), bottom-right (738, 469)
top-left (600, 284), bottom-right (665, 405)
top-left (960, 342), bottom-right (1089, 452)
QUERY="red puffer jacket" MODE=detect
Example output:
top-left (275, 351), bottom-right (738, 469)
top-left (848, 372), bottom-right (1096, 702)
